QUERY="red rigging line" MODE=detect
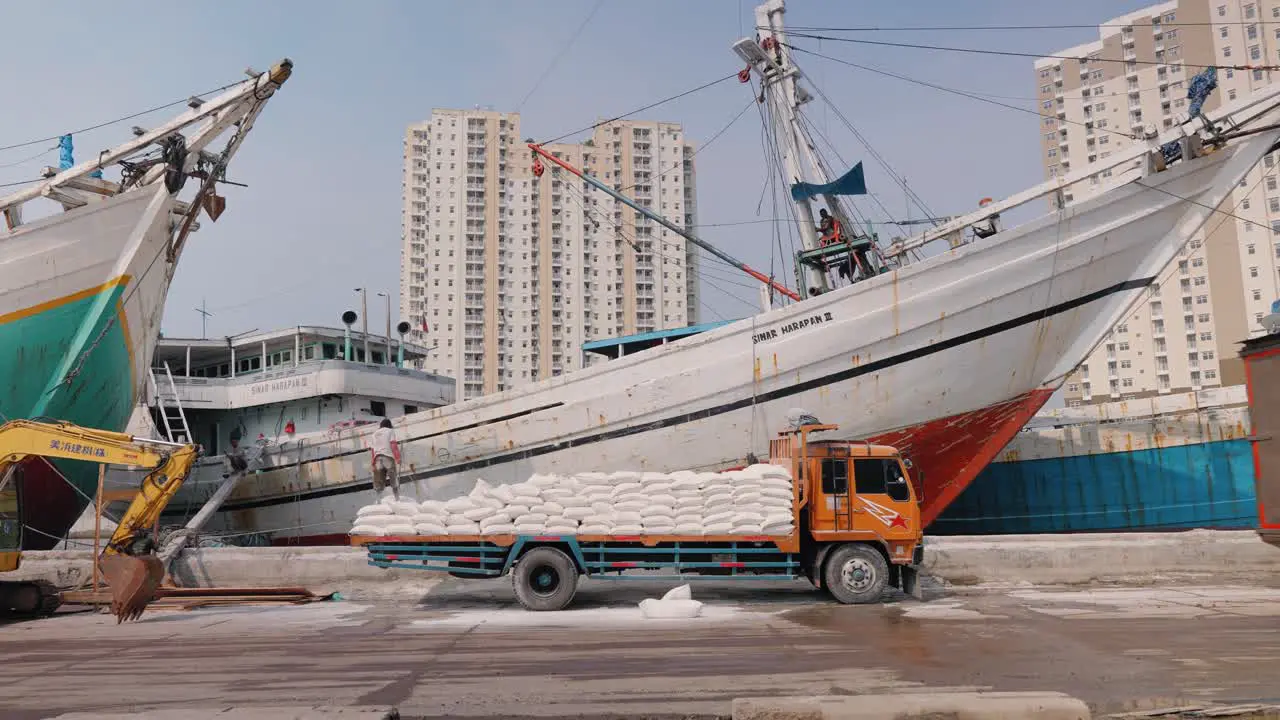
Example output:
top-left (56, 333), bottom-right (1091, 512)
top-left (527, 143), bottom-right (801, 302)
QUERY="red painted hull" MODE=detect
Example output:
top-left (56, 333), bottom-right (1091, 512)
top-left (869, 388), bottom-right (1056, 528)
top-left (279, 389), bottom-right (1056, 545)
top-left (16, 458), bottom-right (86, 551)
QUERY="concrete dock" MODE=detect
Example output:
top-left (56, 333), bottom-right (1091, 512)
top-left (6, 577), bottom-right (1280, 719)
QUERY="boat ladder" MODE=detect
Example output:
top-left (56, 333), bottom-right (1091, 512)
top-left (150, 361), bottom-right (193, 445)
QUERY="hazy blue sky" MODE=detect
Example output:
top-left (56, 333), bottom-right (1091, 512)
top-left (0, 0), bottom-right (1154, 338)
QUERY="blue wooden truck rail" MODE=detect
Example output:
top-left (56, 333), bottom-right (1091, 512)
top-left (364, 535), bottom-right (804, 582)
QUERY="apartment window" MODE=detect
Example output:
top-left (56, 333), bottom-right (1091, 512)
top-left (1252, 45), bottom-right (1262, 61)
top-left (1249, 243), bottom-right (1257, 255)
top-left (1254, 289), bottom-right (1263, 301)
top-left (1246, 3), bottom-right (1256, 19)
top-left (1221, 26), bottom-right (1229, 39)
top-left (1201, 332), bottom-right (1214, 341)
top-left (1229, 89), bottom-right (1238, 101)
top-left (1219, 4), bottom-right (1227, 16)
top-left (1203, 350), bottom-right (1216, 360)
top-left (1205, 369), bottom-right (1218, 380)
top-left (1224, 46), bottom-right (1233, 58)
top-left (1197, 294), bottom-right (1209, 304)
top-left (1193, 257), bottom-right (1205, 267)
top-left (1251, 266), bottom-right (1260, 277)
top-left (1122, 378), bottom-right (1134, 388)
top-left (1116, 324), bottom-right (1129, 334)
top-left (1118, 341), bottom-right (1130, 351)
top-left (1120, 359), bottom-right (1132, 369)
top-left (1199, 313), bottom-right (1211, 323)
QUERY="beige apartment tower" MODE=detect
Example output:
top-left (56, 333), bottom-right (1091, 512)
top-left (401, 109), bottom-right (699, 400)
top-left (1036, 0), bottom-right (1280, 406)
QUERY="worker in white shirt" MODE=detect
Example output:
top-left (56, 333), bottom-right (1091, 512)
top-left (368, 417), bottom-right (402, 500)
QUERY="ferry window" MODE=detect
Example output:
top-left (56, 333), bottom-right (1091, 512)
top-left (250, 356), bottom-right (261, 371)
top-left (219, 363), bottom-right (229, 377)
top-left (322, 343), bottom-right (337, 360)
top-left (372, 351), bottom-right (385, 364)
top-left (854, 458), bottom-right (910, 501)
top-left (282, 350), bottom-right (291, 363)
top-left (820, 458), bottom-right (848, 495)
top-left (370, 401), bottom-right (386, 417)
top-left (404, 404), bottom-right (418, 415)
top-left (303, 346), bottom-right (315, 361)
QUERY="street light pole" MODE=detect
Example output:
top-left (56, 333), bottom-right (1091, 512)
top-left (376, 291), bottom-right (392, 366)
top-left (354, 287), bottom-right (368, 364)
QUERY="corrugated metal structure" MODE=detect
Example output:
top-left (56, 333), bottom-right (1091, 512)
top-left (1240, 332), bottom-right (1280, 548)
top-left (933, 387), bottom-right (1256, 534)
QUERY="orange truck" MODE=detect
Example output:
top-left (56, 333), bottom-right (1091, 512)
top-left (353, 422), bottom-right (925, 610)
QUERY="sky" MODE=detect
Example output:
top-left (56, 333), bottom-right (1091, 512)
top-left (0, 0), bottom-right (1158, 339)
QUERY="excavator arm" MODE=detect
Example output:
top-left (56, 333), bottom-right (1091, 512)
top-left (0, 419), bottom-right (199, 622)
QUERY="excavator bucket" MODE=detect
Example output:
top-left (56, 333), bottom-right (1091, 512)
top-left (99, 554), bottom-right (164, 623)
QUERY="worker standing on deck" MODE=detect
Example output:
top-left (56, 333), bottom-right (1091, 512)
top-left (368, 418), bottom-right (401, 501)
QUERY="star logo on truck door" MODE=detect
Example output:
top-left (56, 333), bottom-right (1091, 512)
top-left (860, 497), bottom-right (909, 530)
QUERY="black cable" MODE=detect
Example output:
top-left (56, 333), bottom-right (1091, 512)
top-left (788, 56), bottom-right (944, 218)
top-left (0, 78), bottom-right (243, 154)
top-left (781, 31), bottom-right (1280, 73)
top-left (770, 21), bottom-right (1280, 33)
top-left (515, 0), bottom-right (604, 112)
top-left (789, 44), bottom-right (1140, 142)
top-left (539, 73), bottom-right (740, 145)
top-left (615, 96), bottom-right (754, 196)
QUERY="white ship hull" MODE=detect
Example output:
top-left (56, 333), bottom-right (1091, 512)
top-left (163, 125), bottom-right (1280, 544)
top-left (0, 60), bottom-right (292, 549)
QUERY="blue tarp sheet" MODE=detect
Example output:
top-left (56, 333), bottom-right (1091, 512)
top-left (790, 162), bottom-right (866, 203)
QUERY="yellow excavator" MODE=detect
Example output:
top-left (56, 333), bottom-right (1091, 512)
top-left (0, 419), bottom-right (199, 622)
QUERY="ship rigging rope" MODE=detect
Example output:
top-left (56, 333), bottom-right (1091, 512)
top-left (766, 22), bottom-right (1280, 33)
top-left (538, 72), bottom-right (740, 145)
top-left (515, 0), bottom-right (605, 112)
top-left (557, 180), bottom-right (763, 313)
top-left (786, 44), bottom-right (1141, 142)
top-left (778, 32), bottom-right (1280, 73)
top-left (614, 96), bottom-right (755, 195)
top-left (0, 78), bottom-right (244, 155)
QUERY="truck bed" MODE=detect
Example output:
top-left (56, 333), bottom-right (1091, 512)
top-left (351, 533), bottom-right (805, 581)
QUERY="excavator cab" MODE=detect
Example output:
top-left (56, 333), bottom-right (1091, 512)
top-left (0, 420), bottom-right (199, 622)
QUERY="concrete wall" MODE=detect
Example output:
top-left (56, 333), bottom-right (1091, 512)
top-left (13, 530), bottom-right (1278, 600)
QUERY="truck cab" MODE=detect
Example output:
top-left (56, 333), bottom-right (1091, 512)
top-left (771, 422), bottom-right (924, 602)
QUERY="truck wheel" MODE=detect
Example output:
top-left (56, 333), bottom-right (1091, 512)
top-left (512, 547), bottom-right (578, 611)
top-left (823, 544), bottom-right (889, 605)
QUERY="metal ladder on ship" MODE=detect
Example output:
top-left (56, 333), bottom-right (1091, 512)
top-left (149, 361), bottom-right (192, 445)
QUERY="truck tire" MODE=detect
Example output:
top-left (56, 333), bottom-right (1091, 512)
top-left (512, 547), bottom-right (578, 611)
top-left (823, 543), bottom-right (889, 605)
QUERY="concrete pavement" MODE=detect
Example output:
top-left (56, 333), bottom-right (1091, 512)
top-left (5, 579), bottom-right (1280, 719)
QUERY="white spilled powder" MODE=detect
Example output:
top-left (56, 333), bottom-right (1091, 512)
top-left (408, 603), bottom-right (777, 629)
top-left (898, 602), bottom-right (1004, 620)
top-left (350, 464), bottom-right (797, 537)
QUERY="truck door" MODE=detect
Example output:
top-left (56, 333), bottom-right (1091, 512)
top-left (816, 457), bottom-right (854, 531)
top-left (851, 457), bottom-right (917, 534)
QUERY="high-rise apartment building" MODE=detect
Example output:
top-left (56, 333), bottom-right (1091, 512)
top-left (401, 109), bottom-right (699, 400)
top-left (1035, 0), bottom-right (1280, 406)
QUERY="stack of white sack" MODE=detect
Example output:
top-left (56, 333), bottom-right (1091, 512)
top-left (348, 496), bottom-right (422, 536)
top-left (348, 463), bottom-right (795, 537)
